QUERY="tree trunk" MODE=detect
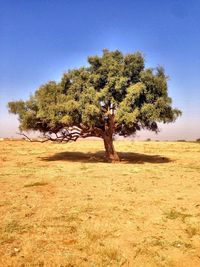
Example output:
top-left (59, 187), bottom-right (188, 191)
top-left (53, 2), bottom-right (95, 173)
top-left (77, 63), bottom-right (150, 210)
top-left (103, 135), bottom-right (120, 162)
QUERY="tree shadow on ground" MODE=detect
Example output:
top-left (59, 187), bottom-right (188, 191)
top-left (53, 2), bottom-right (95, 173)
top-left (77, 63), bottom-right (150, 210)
top-left (41, 151), bottom-right (172, 164)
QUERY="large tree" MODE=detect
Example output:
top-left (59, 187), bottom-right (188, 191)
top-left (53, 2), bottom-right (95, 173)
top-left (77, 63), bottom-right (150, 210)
top-left (8, 50), bottom-right (181, 161)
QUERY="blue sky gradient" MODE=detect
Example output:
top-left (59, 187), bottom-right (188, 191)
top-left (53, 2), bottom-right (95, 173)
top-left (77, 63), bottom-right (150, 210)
top-left (0, 0), bottom-right (200, 139)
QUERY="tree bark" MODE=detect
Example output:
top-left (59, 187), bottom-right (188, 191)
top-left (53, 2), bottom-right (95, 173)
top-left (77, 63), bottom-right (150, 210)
top-left (103, 135), bottom-right (120, 162)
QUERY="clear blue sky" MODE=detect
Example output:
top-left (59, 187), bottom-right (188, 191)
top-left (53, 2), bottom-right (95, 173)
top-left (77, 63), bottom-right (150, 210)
top-left (0, 0), bottom-right (200, 140)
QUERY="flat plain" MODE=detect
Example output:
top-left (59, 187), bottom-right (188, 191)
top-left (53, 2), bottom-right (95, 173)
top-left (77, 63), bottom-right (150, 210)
top-left (0, 140), bottom-right (200, 267)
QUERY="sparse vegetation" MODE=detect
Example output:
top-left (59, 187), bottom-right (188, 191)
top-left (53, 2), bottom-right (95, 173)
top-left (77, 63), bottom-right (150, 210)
top-left (0, 140), bottom-right (200, 266)
top-left (185, 224), bottom-right (200, 238)
top-left (164, 209), bottom-right (192, 222)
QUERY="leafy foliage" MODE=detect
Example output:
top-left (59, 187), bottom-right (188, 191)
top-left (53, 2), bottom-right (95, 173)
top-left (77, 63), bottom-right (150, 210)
top-left (8, 49), bottom-right (181, 142)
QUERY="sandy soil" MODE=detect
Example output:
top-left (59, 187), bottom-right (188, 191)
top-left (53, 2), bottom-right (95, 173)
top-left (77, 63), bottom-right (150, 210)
top-left (0, 140), bottom-right (200, 267)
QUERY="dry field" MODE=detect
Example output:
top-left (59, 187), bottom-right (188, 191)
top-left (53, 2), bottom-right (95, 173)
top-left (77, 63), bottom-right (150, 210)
top-left (0, 140), bottom-right (200, 267)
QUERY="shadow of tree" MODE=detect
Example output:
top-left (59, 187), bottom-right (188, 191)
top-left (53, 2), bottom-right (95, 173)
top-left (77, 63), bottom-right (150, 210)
top-left (41, 151), bottom-right (172, 164)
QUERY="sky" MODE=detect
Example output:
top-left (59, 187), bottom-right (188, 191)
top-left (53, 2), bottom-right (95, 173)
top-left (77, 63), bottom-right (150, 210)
top-left (0, 0), bottom-right (200, 140)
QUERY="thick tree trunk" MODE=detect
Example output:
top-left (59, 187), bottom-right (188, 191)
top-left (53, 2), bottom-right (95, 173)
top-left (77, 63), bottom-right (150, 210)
top-left (103, 135), bottom-right (120, 162)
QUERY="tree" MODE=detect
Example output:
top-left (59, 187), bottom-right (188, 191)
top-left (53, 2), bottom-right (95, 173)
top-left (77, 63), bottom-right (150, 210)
top-left (8, 49), bottom-right (181, 161)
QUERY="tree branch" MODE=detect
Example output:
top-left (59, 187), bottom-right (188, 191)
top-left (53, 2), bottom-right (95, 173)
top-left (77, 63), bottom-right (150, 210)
top-left (17, 132), bottom-right (53, 143)
top-left (17, 124), bottom-right (103, 143)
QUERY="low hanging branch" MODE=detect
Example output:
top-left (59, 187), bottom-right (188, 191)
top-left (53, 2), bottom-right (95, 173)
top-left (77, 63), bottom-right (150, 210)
top-left (17, 125), bottom-right (103, 143)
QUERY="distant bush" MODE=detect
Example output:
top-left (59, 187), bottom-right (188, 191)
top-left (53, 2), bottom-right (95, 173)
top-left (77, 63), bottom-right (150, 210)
top-left (146, 138), bottom-right (151, 142)
top-left (177, 140), bottom-right (187, 142)
top-left (196, 138), bottom-right (200, 142)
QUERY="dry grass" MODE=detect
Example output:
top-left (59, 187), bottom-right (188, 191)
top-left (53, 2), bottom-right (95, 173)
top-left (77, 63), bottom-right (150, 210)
top-left (0, 140), bottom-right (200, 267)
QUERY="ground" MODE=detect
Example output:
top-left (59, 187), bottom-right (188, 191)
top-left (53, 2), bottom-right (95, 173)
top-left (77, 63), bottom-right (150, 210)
top-left (0, 140), bottom-right (200, 267)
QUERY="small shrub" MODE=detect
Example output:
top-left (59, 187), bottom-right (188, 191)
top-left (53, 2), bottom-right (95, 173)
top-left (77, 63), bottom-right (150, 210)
top-left (164, 209), bottom-right (192, 222)
top-left (185, 224), bottom-right (200, 238)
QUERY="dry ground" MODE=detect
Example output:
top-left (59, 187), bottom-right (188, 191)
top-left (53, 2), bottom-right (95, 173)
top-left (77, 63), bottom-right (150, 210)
top-left (0, 140), bottom-right (200, 267)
